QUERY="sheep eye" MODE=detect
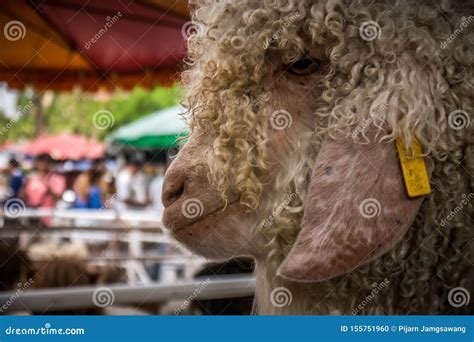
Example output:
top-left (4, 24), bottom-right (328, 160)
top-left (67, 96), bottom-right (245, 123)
top-left (285, 57), bottom-right (321, 76)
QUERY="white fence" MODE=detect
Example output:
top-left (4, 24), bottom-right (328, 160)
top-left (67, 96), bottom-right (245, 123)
top-left (0, 275), bottom-right (256, 313)
top-left (0, 210), bottom-right (256, 314)
top-left (1, 208), bottom-right (207, 285)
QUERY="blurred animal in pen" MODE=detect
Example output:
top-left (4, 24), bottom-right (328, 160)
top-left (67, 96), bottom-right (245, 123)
top-left (0, 240), bottom-right (125, 315)
top-left (0, 240), bottom-right (34, 292)
top-left (27, 241), bottom-right (125, 315)
top-left (162, 0), bottom-right (473, 315)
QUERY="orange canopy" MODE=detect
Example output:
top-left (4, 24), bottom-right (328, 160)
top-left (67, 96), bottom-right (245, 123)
top-left (21, 134), bottom-right (104, 160)
top-left (0, 0), bottom-right (189, 91)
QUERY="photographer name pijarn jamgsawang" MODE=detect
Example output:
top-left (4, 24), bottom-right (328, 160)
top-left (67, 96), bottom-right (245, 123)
top-left (399, 325), bottom-right (466, 334)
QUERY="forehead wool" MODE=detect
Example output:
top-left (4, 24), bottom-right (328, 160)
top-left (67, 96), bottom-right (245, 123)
top-left (183, 0), bottom-right (472, 210)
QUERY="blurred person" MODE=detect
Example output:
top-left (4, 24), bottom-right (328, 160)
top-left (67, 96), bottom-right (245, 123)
top-left (115, 157), bottom-right (149, 210)
top-left (72, 160), bottom-right (105, 209)
top-left (101, 172), bottom-right (116, 209)
top-left (6, 158), bottom-right (24, 200)
top-left (149, 164), bottom-right (165, 212)
top-left (23, 154), bottom-right (66, 209)
top-left (0, 171), bottom-right (11, 204)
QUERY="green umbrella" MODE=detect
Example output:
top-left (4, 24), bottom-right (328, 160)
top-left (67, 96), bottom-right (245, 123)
top-left (107, 106), bottom-right (188, 149)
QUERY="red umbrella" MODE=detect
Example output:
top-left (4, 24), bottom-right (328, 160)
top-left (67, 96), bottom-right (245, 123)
top-left (21, 134), bottom-right (104, 160)
top-left (0, 141), bottom-right (26, 151)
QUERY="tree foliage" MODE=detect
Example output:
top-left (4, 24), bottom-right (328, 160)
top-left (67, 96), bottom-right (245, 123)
top-left (0, 85), bottom-right (181, 143)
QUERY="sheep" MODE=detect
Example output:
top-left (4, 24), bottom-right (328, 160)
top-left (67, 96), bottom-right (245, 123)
top-left (162, 0), bottom-right (473, 315)
top-left (24, 241), bottom-right (123, 315)
top-left (0, 240), bottom-right (33, 292)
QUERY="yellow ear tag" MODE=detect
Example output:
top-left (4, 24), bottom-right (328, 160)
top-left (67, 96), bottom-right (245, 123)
top-left (395, 136), bottom-right (431, 198)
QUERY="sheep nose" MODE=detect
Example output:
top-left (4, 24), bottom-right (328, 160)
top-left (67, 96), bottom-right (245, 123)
top-left (162, 166), bottom-right (186, 208)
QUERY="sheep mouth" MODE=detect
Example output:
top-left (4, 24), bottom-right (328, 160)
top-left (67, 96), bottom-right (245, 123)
top-left (164, 201), bottom-right (239, 233)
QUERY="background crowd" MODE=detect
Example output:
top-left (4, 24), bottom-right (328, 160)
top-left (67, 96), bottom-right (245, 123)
top-left (0, 153), bottom-right (165, 218)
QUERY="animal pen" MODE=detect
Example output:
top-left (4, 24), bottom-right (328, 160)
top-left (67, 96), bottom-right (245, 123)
top-left (0, 209), bottom-right (255, 314)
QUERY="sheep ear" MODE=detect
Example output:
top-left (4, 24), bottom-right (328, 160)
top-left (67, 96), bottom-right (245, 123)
top-left (277, 129), bottom-right (431, 282)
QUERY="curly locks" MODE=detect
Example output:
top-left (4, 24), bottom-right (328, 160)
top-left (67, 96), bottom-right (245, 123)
top-left (182, 0), bottom-right (473, 314)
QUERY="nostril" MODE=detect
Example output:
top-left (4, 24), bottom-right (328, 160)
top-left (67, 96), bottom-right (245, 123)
top-left (166, 184), bottom-right (184, 207)
top-left (162, 176), bottom-right (185, 208)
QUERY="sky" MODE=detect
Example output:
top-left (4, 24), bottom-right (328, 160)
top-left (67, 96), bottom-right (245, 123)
top-left (0, 83), bottom-right (18, 118)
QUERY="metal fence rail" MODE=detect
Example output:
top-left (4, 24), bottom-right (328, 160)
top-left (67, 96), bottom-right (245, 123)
top-left (0, 275), bottom-right (256, 312)
top-left (4, 208), bottom-right (164, 224)
top-left (0, 224), bottom-right (163, 232)
top-left (0, 208), bottom-right (202, 285)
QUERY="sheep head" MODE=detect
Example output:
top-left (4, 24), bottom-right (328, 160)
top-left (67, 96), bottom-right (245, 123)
top-left (162, 0), bottom-right (472, 284)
